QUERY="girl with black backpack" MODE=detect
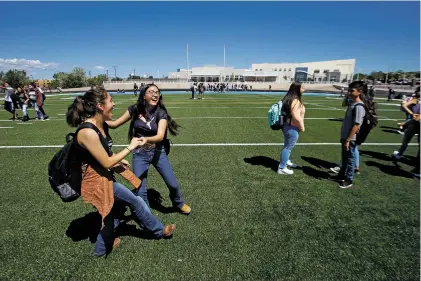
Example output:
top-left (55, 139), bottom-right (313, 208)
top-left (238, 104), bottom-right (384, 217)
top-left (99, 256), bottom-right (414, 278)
top-left (67, 87), bottom-right (176, 257)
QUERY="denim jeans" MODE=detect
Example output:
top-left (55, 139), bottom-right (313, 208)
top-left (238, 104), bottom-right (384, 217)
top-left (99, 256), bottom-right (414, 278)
top-left (340, 146), bottom-right (359, 168)
top-left (398, 121), bottom-right (420, 156)
top-left (338, 139), bottom-right (357, 182)
top-left (94, 182), bottom-right (165, 256)
top-left (19, 102), bottom-right (28, 117)
top-left (132, 147), bottom-right (184, 208)
top-left (279, 123), bottom-right (300, 169)
top-left (34, 103), bottom-right (44, 119)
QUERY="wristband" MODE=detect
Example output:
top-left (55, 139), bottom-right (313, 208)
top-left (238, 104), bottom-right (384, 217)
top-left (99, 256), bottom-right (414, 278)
top-left (125, 147), bottom-right (132, 152)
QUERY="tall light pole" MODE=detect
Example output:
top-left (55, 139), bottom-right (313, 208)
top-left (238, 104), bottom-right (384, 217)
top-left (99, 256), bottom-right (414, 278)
top-left (112, 65), bottom-right (117, 78)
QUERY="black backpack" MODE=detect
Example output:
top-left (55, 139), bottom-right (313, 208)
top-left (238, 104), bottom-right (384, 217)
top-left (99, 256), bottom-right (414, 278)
top-left (353, 103), bottom-right (378, 145)
top-left (48, 123), bottom-right (98, 202)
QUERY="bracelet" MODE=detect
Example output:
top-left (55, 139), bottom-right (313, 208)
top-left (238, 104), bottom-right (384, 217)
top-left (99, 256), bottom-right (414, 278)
top-left (125, 147), bottom-right (132, 152)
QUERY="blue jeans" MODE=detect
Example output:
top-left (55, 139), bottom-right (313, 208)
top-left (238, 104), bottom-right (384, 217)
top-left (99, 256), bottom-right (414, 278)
top-left (132, 147), bottom-right (184, 208)
top-left (279, 123), bottom-right (300, 169)
top-left (340, 146), bottom-right (359, 168)
top-left (94, 182), bottom-right (165, 256)
top-left (338, 140), bottom-right (357, 182)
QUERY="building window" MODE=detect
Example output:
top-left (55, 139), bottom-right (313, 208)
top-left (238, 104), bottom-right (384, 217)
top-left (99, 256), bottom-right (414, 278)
top-left (314, 69), bottom-right (320, 74)
top-left (274, 68), bottom-right (277, 71)
top-left (284, 68), bottom-right (286, 71)
top-left (333, 69), bottom-right (339, 72)
top-left (260, 69), bottom-right (262, 71)
top-left (255, 69), bottom-right (258, 71)
top-left (323, 70), bottom-right (329, 73)
top-left (288, 68), bottom-right (291, 71)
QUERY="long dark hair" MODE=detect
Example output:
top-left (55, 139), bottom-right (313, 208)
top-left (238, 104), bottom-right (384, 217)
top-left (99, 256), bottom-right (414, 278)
top-left (348, 81), bottom-right (377, 117)
top-left (66, 87), bottom-right (108, 127)
top-left (128, 84), bottom-right (180, 140)
top-left (282, 82), bottom-right (304, 117)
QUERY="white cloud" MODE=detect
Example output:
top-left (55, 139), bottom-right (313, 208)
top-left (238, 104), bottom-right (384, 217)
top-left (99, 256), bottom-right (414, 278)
top-left (0, 58), bottom-right (59, 71)
top-left (94, 65), bottom-right (105, 70)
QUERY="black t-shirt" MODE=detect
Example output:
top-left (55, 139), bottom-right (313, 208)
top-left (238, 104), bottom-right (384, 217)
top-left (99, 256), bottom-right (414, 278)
top-left (75, 122), bottom-right (113, 168)
top-left (128, 105), bottom-right (168, 139)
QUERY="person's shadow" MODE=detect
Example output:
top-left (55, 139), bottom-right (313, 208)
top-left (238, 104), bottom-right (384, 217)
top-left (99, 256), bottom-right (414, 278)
top-left (365, 161), bottom-right (414, 178)
top-left (243, 156), bottom-right (279, 172)
top-left (300, 156), bottom-right (337, 180)
top-left (147, 188), bottom-right (178, 214)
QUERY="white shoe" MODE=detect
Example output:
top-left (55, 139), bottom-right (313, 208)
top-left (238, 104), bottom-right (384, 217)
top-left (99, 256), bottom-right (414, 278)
top-left (330, 166), bottom-right (341, 174)
top-left (286, 160), bottom-right (297, 168)
top-left (277, 167), bottom-right (294, 175)
top-left (392, 151), bottom-right (401, 160)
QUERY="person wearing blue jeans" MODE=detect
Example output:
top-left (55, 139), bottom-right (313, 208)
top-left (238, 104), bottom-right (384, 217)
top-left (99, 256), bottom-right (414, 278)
top-left (336, 81), bottom-right (367, 189)
top-left (132, 146), bottom-right (184, 208)
top-left (106, 84), bottom-right (191, 215)
top-left (94, 182), bottom-right (166, 257)
top-left (330, 146), bottom-right (360, 174)
top-left (278, 123), bottom-right (300, 173)
top-left (277, 82), bottom-right (306, 175)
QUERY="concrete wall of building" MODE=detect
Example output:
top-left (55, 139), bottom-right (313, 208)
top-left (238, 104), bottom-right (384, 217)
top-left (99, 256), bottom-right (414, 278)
top-left (252, 59), bottom-right (356, 82)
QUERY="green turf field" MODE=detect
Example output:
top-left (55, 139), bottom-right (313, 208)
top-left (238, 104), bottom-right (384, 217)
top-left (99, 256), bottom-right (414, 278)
top-left (0, 93), bottom-right (419, 281)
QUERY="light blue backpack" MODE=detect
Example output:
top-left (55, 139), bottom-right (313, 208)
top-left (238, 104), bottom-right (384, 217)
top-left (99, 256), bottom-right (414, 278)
top-left (268, 100), bottom-right (285, 130)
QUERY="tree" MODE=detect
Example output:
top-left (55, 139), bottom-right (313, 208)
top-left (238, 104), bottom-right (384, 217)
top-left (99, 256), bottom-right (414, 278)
top-left (3, 69), bottom-right (30, 88)
top-left (87, 74), bottom-right (107, 86)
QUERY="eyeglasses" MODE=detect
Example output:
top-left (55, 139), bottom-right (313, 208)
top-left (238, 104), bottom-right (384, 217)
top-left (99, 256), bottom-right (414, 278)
top-left (146, 90), bottom-right (160, 96)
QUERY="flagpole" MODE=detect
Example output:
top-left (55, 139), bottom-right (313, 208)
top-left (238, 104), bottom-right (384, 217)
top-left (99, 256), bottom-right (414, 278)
top-left (187, 44), bottom-right (190, 70)
top-left (224, 44), bottom-right (226, 68)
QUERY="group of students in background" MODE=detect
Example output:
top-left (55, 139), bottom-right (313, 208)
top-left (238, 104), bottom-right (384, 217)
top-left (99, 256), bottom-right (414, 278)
top-left (1, 82), bottom-right (49, 121)
top-left (277, 82), bottom-right (420, 189)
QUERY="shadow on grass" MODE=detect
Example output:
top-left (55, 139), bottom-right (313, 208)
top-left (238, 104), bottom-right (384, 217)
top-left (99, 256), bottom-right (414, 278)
top-left (382, 129), bottom-right (400, 135)
top-left (359, 150), bottom-right (417, 167)
top-left (365, 161), bottom-right (414, 178)
top-left (328, 118), bottom-right (343, 122)
top-left (66, 212), bottom-right (102, 243)
top-left (380, 125), bottom-right (400, 130)
top-left (244, 156), bottom-right (279, 172)
top-left (301, 156), bottom-right (337, 169)
top-left (147, 188), bottom-right (178, 214)
top-left (300, 166), bottom-right (332, 180)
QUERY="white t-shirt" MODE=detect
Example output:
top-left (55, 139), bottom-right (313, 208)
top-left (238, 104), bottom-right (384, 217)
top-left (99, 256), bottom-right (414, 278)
top-left (4, 87), bottom-right (14, 102)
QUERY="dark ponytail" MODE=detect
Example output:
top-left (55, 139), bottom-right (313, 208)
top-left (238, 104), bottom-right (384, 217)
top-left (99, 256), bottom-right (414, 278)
top-left (128, 84), bottom-right (180, 140)
top-left (66, 87), bottom-right (108, 127)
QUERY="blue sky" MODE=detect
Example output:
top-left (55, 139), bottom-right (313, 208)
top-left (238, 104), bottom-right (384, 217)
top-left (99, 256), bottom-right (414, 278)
top-left (0, 1), bottom-right (419, 79)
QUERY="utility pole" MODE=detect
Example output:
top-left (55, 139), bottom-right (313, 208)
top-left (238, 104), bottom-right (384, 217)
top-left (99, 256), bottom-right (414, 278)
top-left (133, 68), bottom-right (136, 77)
top-left (112, 65), bottom-right (117, 79)
top-left (106, 70), bottom-right (109, 80)
top-left (88, 71), bottom-right (91, 78)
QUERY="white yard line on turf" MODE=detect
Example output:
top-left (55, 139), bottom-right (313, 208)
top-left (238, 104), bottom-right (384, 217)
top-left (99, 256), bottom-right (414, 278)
top-left (0, 143), bottom-right (417, 149)
top-left (16, 123), bottom-right (33, 125)
top-left (0, 127), bottom-right (13, 129)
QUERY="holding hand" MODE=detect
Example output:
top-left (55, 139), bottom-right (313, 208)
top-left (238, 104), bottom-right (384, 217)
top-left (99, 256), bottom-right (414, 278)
top-left (413, 114), bottom-right (420, 122)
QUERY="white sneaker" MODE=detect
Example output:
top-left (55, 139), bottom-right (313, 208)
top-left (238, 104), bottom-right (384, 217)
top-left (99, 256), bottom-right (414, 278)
top-left (392, 151), bottom-right (401, 160)
top-left (286, 160), bottom-right (297, 168)
top-left (277, 167), bottom-right (294, 175)
top-left (330, 166), bottom-right (341, 174)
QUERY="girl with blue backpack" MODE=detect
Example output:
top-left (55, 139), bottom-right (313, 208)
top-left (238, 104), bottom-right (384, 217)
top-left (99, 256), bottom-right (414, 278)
top-left (278, 82), bottom-right (306, 175)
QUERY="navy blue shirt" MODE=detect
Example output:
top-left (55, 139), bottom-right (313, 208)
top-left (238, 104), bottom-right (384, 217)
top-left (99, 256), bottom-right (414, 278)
top-left (128, 105), bottom-right (168, 139)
